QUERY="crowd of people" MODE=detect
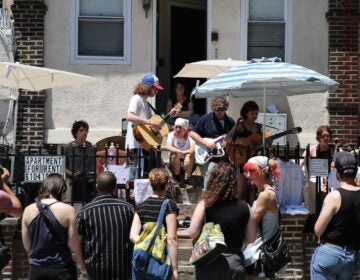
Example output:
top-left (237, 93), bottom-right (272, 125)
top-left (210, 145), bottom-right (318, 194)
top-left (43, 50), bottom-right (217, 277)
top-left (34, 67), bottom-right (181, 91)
top-left (0, 73), bottom-right (359, 280)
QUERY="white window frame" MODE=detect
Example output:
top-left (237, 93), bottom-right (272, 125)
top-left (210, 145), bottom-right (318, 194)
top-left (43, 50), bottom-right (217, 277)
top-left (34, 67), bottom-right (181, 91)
top-left (70, 0), bottom-right (132, 65)
top-left (240, 0), bottom-right (292, 62)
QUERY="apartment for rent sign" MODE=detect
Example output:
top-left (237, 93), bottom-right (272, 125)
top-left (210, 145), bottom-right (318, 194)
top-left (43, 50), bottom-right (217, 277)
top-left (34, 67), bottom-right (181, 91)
top-left (24, 156), bottom-right (66, 182)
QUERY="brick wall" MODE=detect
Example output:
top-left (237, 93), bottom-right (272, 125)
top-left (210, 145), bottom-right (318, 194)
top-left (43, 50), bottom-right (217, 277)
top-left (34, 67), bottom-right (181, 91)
top-left (327, 0), bottom-right (360, 145)
top-left (11, 0), bottom-right (47, 150)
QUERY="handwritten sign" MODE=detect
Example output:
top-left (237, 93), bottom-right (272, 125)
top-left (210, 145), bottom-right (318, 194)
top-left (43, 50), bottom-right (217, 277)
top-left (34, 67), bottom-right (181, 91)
top-left (24, 156), bottom-right (65, 182)
top-left (309, 158), bottom-right (329, 177)
top-left (106, 164), bottom-right (130, 184)
top-left (134, 179), bottom-right (153, 204)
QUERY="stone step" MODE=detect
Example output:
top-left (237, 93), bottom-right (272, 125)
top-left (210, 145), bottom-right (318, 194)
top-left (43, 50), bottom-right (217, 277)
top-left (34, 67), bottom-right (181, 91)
top-left (179, 260), bottom-right (195, 280)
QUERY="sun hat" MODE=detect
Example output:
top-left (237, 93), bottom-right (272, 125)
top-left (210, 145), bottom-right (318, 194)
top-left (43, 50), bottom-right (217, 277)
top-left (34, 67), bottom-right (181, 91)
top-left (142, 73), bottom-right (164, 90)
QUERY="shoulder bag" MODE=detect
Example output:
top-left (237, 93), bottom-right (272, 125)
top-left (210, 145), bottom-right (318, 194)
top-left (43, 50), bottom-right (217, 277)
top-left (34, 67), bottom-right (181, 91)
top-left (189, 210), bottom-right (227, 266)
top-left (132, 199), bottom-right (172, 280)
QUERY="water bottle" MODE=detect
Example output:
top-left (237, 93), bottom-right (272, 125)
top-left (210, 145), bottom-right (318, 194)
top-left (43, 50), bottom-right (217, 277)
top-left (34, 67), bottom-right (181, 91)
top-left (107, 142), bottom-right (116, 165)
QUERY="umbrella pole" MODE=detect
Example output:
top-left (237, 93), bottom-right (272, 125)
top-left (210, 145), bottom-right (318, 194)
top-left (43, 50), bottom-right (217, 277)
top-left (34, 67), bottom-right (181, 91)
top-left (262, 82), bottom-right (266, 155)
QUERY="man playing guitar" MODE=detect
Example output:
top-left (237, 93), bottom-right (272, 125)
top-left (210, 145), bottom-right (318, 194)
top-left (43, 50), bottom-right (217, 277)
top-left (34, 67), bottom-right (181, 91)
top-left (190, 98), bottom-right (235, 189)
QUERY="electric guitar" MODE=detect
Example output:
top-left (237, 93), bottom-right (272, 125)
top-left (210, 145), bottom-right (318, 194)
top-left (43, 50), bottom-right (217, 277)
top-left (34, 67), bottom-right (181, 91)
top-left (227, 127), bottom-right (302, 165)
top-left (133, 103), bottom-right (182, 151)
top-left (194, 135), bottom-right (226, 165)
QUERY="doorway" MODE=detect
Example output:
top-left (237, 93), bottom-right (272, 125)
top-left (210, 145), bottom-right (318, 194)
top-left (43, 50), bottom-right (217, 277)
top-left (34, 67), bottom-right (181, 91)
top-left (156, 2), bottom-right (207, 117)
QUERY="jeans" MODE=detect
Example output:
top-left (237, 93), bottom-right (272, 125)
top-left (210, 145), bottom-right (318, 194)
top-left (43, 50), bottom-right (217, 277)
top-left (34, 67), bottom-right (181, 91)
top-left (311, 243), bottom-right (358, 280)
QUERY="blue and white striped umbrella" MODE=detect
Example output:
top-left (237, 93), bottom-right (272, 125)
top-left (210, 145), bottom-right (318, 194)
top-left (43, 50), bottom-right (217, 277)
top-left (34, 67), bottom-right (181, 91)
top-left (191, 58), bottom-right (339, 98)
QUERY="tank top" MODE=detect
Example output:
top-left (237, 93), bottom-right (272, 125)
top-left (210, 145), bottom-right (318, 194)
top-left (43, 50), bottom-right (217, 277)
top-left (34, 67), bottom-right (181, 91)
top-left (237, 122), bottom-right (262, 138)
top-left (28, 201), bottom-right (74, 266)
top-left (252, 200), bottom-right (279, 241)
top-left (205, 199), bottom-right (249, 248)
top-left (321, 188), bottom-right (360, 250)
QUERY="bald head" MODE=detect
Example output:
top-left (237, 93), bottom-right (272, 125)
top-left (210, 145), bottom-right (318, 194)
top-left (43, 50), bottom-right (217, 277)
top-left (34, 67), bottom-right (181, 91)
top-left (97, 171), bottom-right (117, 194)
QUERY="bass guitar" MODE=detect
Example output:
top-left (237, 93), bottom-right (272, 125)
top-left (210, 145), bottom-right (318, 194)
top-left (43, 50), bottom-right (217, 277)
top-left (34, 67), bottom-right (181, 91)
top-left (133, 103), bottom-right (182, 151)
top-left (227, 127), bottom-right (302, 165)
top-left (194, 135), bottom-right (226, 165)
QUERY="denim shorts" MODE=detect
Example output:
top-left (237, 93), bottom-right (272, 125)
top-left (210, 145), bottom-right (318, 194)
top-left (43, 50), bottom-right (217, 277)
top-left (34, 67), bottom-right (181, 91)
top-left (311, 243), bottom-right (358, 280)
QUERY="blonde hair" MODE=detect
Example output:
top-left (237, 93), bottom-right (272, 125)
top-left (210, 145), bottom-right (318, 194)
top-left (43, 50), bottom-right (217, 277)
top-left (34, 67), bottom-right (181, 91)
top-left (211, 98), bottom-right (229, 112)
top-left (134, 82), bottom-right (153, 97)
top-left (149, 168), bottom-right (169, 192)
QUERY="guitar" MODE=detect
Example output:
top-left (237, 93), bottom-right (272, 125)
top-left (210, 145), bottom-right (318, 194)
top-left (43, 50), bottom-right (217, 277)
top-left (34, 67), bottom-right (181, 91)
top-left (133, 103), bottom-right (182, 151)
top-left (227, 127), bottom-right (302, 165)
top-left (194, 135), bottom-right (226, 165)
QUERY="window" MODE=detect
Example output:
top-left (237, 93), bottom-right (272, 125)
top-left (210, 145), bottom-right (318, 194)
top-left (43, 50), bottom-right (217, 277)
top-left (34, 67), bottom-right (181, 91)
top-left (71, 0), bottom-right (131, 64)
top-left (240, 0), bottom-right (292, 62)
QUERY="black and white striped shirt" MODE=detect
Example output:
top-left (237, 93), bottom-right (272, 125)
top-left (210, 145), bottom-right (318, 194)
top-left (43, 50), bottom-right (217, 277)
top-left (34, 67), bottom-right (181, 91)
top-left (76, 194), bottom-right (134, 280)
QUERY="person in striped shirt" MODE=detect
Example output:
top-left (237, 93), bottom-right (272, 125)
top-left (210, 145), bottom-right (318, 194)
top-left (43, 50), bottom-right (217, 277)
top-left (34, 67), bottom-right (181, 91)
top-left (76, 171), bottom-right (134, 280)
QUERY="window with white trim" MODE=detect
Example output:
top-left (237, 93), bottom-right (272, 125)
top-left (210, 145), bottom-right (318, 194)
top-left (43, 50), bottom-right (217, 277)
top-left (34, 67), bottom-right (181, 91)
top-left (71, 0), bottom-right (131, 64)
top-left (240, 0), bottom-right (292, 62)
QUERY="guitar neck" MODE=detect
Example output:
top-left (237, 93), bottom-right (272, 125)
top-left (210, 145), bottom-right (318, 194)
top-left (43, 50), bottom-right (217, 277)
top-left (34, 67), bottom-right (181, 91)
top-left (266, 128), bottom-right (300, 142)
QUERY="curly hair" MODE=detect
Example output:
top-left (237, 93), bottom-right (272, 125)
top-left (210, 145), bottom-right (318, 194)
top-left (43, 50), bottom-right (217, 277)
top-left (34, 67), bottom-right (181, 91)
top-left (316, 125), bottom-right (333, 142)
top-left (134, 82), bottom-right (153, 97)
top-left (149, 168), bottom-right (169, 192)
top-left (243, 157), bottom-right (281, 185)
top-left (210, 98), bottom-right (229, 112)
top-left (200, 163), bottom-right (237, 208)
top-left (71, 120), bottom-right (89, 139)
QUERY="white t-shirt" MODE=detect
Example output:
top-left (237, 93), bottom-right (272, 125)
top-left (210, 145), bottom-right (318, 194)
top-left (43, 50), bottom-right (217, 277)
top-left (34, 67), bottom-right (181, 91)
top-left (125, 94), bottom-right (152, 149)
top-left (167, 131), bottom-right (194, 159)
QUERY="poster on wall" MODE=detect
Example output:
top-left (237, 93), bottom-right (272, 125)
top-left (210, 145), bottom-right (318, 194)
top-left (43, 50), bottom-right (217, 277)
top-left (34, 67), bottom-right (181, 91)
top-left (24, 156), bottom-right (66, 182)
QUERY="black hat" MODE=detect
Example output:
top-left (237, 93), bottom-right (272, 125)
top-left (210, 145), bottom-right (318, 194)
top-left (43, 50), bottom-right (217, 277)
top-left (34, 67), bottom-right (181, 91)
top-left (334, 152), bottom-right (357, 174)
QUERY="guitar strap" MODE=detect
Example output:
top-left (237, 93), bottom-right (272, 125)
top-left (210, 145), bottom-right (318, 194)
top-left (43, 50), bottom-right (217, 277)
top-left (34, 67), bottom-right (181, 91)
top-left (147, 101), bottom-right (162, 117)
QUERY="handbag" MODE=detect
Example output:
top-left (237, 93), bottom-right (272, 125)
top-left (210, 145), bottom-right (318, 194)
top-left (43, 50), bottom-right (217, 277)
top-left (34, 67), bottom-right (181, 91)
top-left (243, 237), bottom-right (263, 267)
top-left (0, 222), bottom-right (11, 270)
top-left (261, 228), bottom-right (291, 274)
top-left (132, 199), bottom-right (172, 280)
top-left (259, 212), bottom-right (291, 274)
top-left (189, 221), bottom-right (227, 266)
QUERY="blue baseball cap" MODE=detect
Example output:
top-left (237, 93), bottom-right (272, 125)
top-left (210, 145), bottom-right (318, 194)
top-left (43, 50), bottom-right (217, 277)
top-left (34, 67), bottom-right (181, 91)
top-left (142, 73), bottom-right (164, 90)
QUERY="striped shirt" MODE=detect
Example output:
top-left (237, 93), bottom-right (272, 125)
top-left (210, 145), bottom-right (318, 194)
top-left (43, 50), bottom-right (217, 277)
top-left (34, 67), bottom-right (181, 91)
top-left (76, 194), bottom-right (134, 280)
top-left (136, 197), bottom-right (178, 229)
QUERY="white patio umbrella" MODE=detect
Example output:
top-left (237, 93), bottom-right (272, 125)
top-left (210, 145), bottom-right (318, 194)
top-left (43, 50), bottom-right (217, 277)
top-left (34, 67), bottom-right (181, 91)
top-left (174, 59), bottom-right (248, 79)
top-left (191, 57), bottom-right (339, 149)
top-left (0, 62), bottom-right (97, 92)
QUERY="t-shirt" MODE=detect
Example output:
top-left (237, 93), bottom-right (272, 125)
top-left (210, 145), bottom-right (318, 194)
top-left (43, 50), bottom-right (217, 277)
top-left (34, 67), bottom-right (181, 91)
top-left (136, 197), bottom-right (178, 229)
top-left (125, 94), bottom-right (152, 149)
top-left (167, 131), bottom-right (194, 158)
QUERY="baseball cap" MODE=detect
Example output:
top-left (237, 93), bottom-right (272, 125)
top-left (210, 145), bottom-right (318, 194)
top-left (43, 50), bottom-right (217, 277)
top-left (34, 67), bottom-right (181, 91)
top-left (334, 152), bottom-right (357, 174)
top-left (142, 73), bottom-right (164, 90)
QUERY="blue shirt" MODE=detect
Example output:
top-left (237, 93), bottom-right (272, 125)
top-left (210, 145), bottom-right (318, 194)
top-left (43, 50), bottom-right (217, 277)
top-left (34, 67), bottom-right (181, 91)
top-left (192, 112), bottom-right (235, 138)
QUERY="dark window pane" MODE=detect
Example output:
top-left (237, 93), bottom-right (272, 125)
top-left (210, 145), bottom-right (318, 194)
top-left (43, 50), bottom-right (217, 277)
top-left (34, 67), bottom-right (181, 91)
top-left (248, 22), bottom-right (284, 46)
top-left (249, 0), bottom-right (284, 21)
top-left (78, 20), bottom-right (124, 56)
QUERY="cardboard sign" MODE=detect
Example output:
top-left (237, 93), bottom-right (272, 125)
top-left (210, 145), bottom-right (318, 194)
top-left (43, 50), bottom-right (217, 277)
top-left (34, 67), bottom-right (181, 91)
top-left (24, 156), bottom-right (65, 182)
top-left (309, 158), bottom-right (329, 177)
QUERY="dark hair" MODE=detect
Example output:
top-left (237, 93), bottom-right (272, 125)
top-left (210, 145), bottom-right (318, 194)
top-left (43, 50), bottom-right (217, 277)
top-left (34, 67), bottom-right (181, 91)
top-left (97, 171), bottom-right (117, 193)
top-left (37, 173), bottom-right (67, 201)
top-left (316, 125), bottom-right (333, 142)
top-left (71, 120), bottom-right (89, 139)
top-left (240, 101), bottom-right (259, 120)
top-left (200, 163), bottom-right (237, 208)
top-left (149, 168), bottom-right (168, 192)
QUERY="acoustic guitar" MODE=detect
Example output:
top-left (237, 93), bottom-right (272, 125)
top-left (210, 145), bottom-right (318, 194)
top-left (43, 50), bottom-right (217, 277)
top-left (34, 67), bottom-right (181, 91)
top-left (133, 103), bottom-right (182, 151)
top-left (227, 127), bottom-right (302, 165)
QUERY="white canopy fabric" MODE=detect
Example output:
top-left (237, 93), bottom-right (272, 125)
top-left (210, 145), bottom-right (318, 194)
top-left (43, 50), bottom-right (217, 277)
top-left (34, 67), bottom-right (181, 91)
top-left (174, 59), bottom-right (248, 79)
top-left (0, 62), bottom-right (97, 92)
